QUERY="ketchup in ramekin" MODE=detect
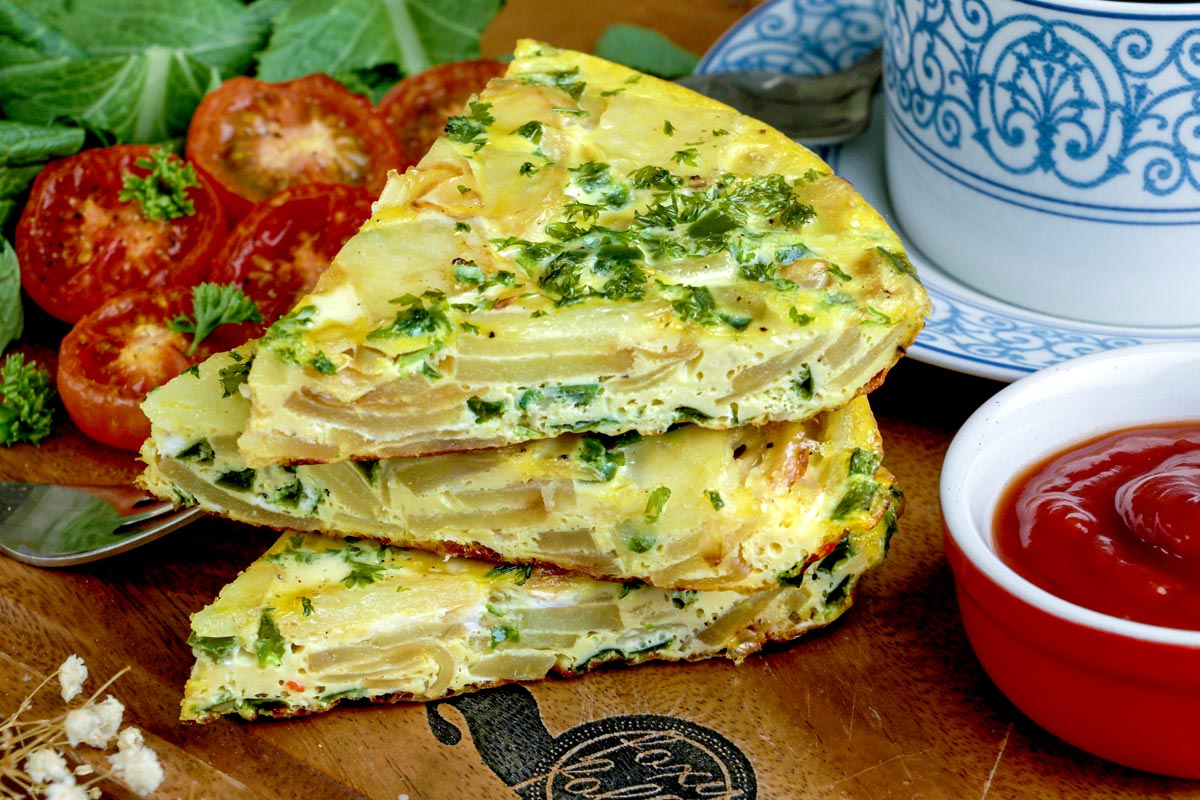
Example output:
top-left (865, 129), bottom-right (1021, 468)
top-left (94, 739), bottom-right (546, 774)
top-left (993, 422), bottom-right (1200, 631)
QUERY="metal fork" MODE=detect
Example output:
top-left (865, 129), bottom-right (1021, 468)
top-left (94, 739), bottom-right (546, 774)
top-left (0, 481), bottom-right (204, 567)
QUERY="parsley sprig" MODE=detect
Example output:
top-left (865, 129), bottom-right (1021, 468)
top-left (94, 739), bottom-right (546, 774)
top-left (0, 353), bottom-right (55, 445)
top-left (118, 148), bottom-right (200, 221)
top-left (168, 283), bottom-right (263, 355)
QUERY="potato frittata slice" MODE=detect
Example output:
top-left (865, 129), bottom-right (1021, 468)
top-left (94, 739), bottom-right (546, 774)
top-left (181, 502), bottom-right (893, 722)
top-left (235, 40), bottom-right (928, 466)
top-left (142, 348), bottom-right (898, 593)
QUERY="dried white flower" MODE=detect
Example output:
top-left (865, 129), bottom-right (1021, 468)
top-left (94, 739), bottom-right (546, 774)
top-left (44, 783), bottom-right (90, 800)
top-left (24, 747), bottom-right (72, 784)
top-left (64, 695), bottom-right (125, 748)
top-left (108, 726), bottom-right (164, 797)
top-left (59, 654), bottom-right (88, 702)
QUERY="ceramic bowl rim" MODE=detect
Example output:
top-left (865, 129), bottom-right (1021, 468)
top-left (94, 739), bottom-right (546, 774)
top-left (940, 341), bottom-right (1200, 648)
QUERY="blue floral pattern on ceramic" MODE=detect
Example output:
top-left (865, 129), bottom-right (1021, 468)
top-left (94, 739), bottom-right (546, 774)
top-left (698, 0), bottom-right (1200, 381)
top-left (884, 0), bottom-right (1200, 216)
top-left (698, 0), bottom-right (883, 76)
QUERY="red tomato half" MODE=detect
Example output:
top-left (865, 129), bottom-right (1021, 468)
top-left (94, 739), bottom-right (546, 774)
top-left (208, 182), bottom-right (375, 324)
top-left (186, 73), bottom-right (401, 220)
top-left (16, 144), bottom-right (227, 324)
top-left (378, 60), bottom-right (507, 170)
top-left (57, 287), bottom-right (254, 451)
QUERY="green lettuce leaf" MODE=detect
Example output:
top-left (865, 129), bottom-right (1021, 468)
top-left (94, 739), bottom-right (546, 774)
top-left (0, 119), bottom-right (85, 166)
top-left (0, 51), bottom-right (221, 143)
top-left (255, 0), bottom-right (504, 82)
top-left (593, 24), bottom-right (699, 79)
top-left (26, 0), bottom-right (266, 75)
top-left (0, 239), bottom-right (22, 354)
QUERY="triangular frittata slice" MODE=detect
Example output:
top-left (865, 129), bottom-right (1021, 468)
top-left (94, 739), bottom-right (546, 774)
top-left (141, 348), bottom-right (898, 593)
top-left (237, 40), bottom-right (929, 466)
top-left (181, 502), bottom-right (894, 722)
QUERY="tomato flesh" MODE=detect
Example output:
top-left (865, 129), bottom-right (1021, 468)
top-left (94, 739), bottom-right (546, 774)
top-left (994, 423), bottom-right (1200, 630)
top-left (187, 74), bottom-right (400, 219)
top-left (16, 144), bottom-right (227, 324)
top-left (207, 182), bottom-right (375, 324)
top-left (57, 287), bottom-right (253, 451)
top-left (378, 60), bottom-right (507, 170)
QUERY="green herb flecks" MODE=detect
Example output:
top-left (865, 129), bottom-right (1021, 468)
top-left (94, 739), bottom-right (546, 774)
top-left (187, 633), bottom-right (239, 662)
top-left (118, 148), bottom-right (199, 221)
top-left (262, 305), bottom-right (317, 365)
top-left (300, 597), bottom-right (314, 617)
top-left (792, 364), bottom-right (814, 401)
top-left (254, 609), bottom-right (286, 668)
top-left (876, 246), bottom-right (919, 281)
top-left (0, 353), bottom-right (55, 446)
top-left (487, 563), bottom-right (533, 585)
top-left (569, 162), bottom-right (630, 208)
top-left (215, 468), bottom-right (256, 492)
top-left (168, 283), bottom-right (263, 355)
top-left (518, 383), bottom-right (601, 409)
top-left (658, 283), bottom-right (749, 330)
top-left (489, 625), bottom-right (520, 648)
top-left (521, 67), bottom-right (587, 100)
top-left (175, 438), bottom-right (214, 465)
top-left (574, 435), bottom-right (626, 482)
top-left (705, 489), bottom-right (724, 510)
top-left (341, 545), bottom-right (386, 588)
top-left (644, 486), bottom-right (671, 523)
top-left (467, 395), bottom-right (506, 423)
top-left (619, 520), bottom-right (657, 554)
top-left (445, 101), bottom-right (494, 151)
top-left (514, 120), bottom-right (544, 144)
top-left (218, 356), bottom-right (253, 397)
top-left (670, 589), bottom-right (697, 608)
top-left (367, 291), bottom-right (452, 341)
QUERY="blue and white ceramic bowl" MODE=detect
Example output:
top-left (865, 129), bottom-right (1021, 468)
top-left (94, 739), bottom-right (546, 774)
top-left (884, 0), bottom-right (1200, 328)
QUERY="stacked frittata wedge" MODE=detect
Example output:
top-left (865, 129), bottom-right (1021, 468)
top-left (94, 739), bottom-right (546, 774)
top-left (139, 41), bottom-right (930, 722)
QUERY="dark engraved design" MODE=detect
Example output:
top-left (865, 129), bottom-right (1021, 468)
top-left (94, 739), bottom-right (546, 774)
top-left (427, 684), bottom-right (758, 799)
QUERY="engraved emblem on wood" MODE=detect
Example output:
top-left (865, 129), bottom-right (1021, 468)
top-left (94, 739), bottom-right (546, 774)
top-left (428, 684), bottom-right (757, 799)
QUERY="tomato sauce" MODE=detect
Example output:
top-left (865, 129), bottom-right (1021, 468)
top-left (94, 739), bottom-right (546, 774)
top-left (993, 423), bottom-right (1200, 630)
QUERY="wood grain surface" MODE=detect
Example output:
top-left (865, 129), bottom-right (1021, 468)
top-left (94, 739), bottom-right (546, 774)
top-left (3, 3), bottom-right (1198, 798)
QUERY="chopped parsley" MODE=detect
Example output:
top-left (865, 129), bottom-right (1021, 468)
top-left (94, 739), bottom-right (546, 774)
top-left (186, 633), bottom-right (239, 662)
top-left (489, 625), bottom-right (520, 648)
top-left (574, 435), bottom-right (625, 481)
top-left (705, 489), bottom-right (725, 510)
top-left (467, 396), bottom-right (506, 422)
top-left (521, 67), bottom-right (587, 100)
top-left (367, 292), bottom-right (451, 341)
top-left (445, 101), bottom-right (494, 151)
top-left (0, 353), bottom-right (55, 446)
top-left (671, 147), bottom-right (699, 166)
top-left (487, 563), bottom-right (533, 585)
top-left (254, 609), bottom-right (285, 667)
top-left (514, 120), bottom-right (544, 143)
top-left (218, 356), bottom-right (253, 397)
top-left (118, 147), bottom-right (198, 221)
top-left (643, 486), bottom-right (671, 523)
top-left (168, 283), bottom-right (262, 355)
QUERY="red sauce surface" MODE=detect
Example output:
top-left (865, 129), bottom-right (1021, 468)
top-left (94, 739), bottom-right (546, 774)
top-left (993, 422), bottom-right (1200, 630)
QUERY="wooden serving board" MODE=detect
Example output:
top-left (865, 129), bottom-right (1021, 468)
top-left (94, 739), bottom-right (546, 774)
top-left (3, 3), bottom-right (1199, 797)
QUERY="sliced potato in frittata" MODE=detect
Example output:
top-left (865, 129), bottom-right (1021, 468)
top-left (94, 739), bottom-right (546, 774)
top-left (142, 348), bottom-right (898, 593)
top-left (181, 501), bottom-right (893, 722)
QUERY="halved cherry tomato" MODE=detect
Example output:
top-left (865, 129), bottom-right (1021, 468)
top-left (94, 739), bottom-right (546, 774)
top-left (186, 73), bottom-right (401, 220)
top-left (16, 144), bottom-right (227, 325)
top-left (207, 182), bottom-right (375, 325)
top-left (378, 60), bottom-right (507, 170)
top-left (57, 287), bottom-right (254, 451)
